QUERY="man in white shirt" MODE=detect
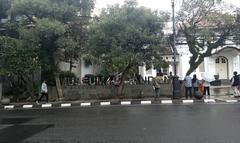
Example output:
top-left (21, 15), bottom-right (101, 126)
top-left (36, 80), bottom-right (48, 104)
top-left (203, 80), bottom-right (211, 98)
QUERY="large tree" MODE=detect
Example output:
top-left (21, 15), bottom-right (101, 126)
top-left (177, 0), bottom-right (235, 75)
top-left (233, 9), bottom-right (240, 44)
top-left (88, 0), bottom-right (169, 96)
top-left (0, 0), bottom-right (95, 99)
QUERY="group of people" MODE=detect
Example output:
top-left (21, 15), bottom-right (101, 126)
top-left (184, 74), bottom-right (211, 99)
top-left (35, 71), bottom-right (240, 103)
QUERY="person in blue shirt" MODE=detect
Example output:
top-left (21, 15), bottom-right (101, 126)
top-left (184, 75), bottom-right (192, 99)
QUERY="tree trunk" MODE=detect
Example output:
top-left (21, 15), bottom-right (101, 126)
top-left (69, 59), bottom-right (73, 72)
top-left (55, 73), bottom-right (64, 100)
top-left (116, 64), bottom-right (132, 97)
top-left (19, 74), bottom-right (35, 100)
top-left (186, 57), bottom-right (204, 76)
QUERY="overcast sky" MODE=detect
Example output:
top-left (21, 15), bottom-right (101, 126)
top-left (94, 0), bottom-right (240, 14)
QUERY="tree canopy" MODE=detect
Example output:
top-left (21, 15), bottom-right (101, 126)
top-left (0, 0), bottom-right (95, 99)
top-left (177, 0), bottom-right (235, 75)
top-left (88, 0), bottom-right (169, 96)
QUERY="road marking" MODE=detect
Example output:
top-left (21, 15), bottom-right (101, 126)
top-left (42, 104), bottom-right (52, 108)
top-left (22, 105), bottom-right (33, 108)
top-left (226, 100), bottom-right (238, 103)
top-left (61, 103), bottom-right (71, 107)
top-left (4, 105), bottom-right (14, 109)
top-left (121, 101), bottom-right (131, 105)
top-left (100, 102), bottom-right (111, 106)
top-left (141, 101), bottom-right (151, 104)
top-left (182, 100), bottom-right (194, 104)
top-left (161, 100), bottom-right (173, 104)
top-left (81, 102), bottom-right (91, 106)
top-left (204, 99), bottom-right (216, 103)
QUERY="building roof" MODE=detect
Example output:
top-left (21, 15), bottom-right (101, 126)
top-left (213, 46), bottom-right (240, 55)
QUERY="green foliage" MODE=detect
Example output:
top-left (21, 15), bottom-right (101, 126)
top-left (36, 18), bottom-right (65, 38)
top-left (8, 0), bottom-right (95, 75)
top-left (0, 36), bottom-right (40, 76)
top-left (88, 1), bottom-right (169, 78)
top-left (0, 0), bottom-right (95, 98)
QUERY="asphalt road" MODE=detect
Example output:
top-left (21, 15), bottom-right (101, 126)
top-left (1, 103), bottom-right (240, 143)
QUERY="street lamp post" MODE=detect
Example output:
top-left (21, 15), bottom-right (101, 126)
top-left (171, 0), bottom-right (180, 99)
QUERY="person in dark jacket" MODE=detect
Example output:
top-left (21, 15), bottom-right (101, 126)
top-left (192, 74), bottom-right (200, 95)
top-left (230, 71), bottom-right (240, 97)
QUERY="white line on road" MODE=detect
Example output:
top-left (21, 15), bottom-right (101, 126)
top-left (121, 101), bottom-right (131, 105)
top-left (182, 100), bottom-right (194, 104)
top-left (81, 102), bottom-right (91, 106)
top-left (226, 100), bottom-right (238, 103)
top-left (61, 103), bottom-right (71, 107)
top-left (23, 105), bottom-right (33, 108)
top-left (41, 104), bottom-right (52, 108)
top-left (141, 101), bottom-right (151, 104)
top-left (4, 105), bottom-right (14, 109)
top-left (204, 99), bottom-right (216, 103)
top-left (161, 100), bottom-right (173, 104)
top-left (100, 102), bottom-right (111, 106)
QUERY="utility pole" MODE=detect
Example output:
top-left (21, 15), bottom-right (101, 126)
top-left (171, 0), bottom-right (180, 99)
top-left (0, 76), bottom-right (2, 101)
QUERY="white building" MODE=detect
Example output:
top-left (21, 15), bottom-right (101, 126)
top-left (138, 45), bottom-right (240, 81)
top-left (60, 42), bottom-right (240, 81)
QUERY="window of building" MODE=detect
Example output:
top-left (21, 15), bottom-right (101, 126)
top-left (215, 58), bottom-right (219, 63)
top-left (221, 58), bottom-right (226, 63)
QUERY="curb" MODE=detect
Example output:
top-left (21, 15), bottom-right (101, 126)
top-left (0, 98), bottom-right (239, 110)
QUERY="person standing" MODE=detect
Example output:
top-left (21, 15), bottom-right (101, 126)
top-left (36, 80), bottom-right (48, 104)
top-left (168, 72), bottom-right (173, 84)
top-left (184, 75), bottom-right (192, 99)
top-left (152, 74), bottom-right (161, 100)
top-left (203, 80), bottom-right (211, 98)
top-left (192, 74), bottom-right (200, 95)
top-left (230, 71), bottom-right (240, 97)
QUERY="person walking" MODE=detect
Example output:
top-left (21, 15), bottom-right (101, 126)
top-left (36, 80), bottom-right (48, 104)
top-left (184, 75), bottom-right (192, 99)
top-left (152, 74), bottom-right (161, 100)
top-left (230, 71), bottom-right (240, 97)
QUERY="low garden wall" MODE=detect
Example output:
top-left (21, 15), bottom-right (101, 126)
top-left (48, 84), bottom-right (234, 101)
top-left (61, 84), bottom-right (180, 100)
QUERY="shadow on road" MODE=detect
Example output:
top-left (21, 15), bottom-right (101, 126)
top-left (0, 117), bottom-right (54, 143)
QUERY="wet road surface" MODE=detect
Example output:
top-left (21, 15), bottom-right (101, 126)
top-left (1, 103), bottom-right (240, 143)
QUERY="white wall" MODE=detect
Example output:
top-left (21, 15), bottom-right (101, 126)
top-left (204, 57), bottom-right (216, 75)
top-left (59, 60), bottom-right (98, 79)
top-left (139, 65), bottom-right (157, 80)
